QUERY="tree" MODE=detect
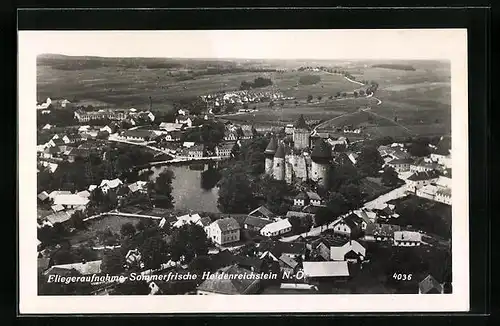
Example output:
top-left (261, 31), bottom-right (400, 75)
top-left (381, 166), bottom-right (400, 187)
top-left (288, 215), bottom-right (302, 233)
top-left (342, 92), bottom-right (347, 98)
top-left (257, 175), bottom-right (293, 215)
top-left (140, 235), bottom-right (169, 270)
top-left (317, 96), bottom-right (322, 101)
top-left (101, 249), bottom-right (125, 274)
top-left (325, 192), bottom-right (349, 217)
top-left (353, 91), bottom-right (358, 98)
top-left (408, 138), bottom-right (431, 157)
top-left (188, 255), bottom-right (215, 276)
top-left (356, 146), bottom-right (384, 176)
top-left (328, 95), bottom-right (333, 100)
top-left (336, 91), bottom-right (341, 97)
top-left (170, 224), bottom-right (211, 263)
top-left (339, 183), bottom-right (363, 210)
top-left (359, 89), bottom-right (365, 96)
top-left (307, 95), bottom-right (313, 103)
top-left (217, 165), bottom-right (257, 213)
top-left (314, 206), bottom-right (335, 227)
top-left (120, 222), bottom-right (136, 238)
top-left (69, 210), bottom-right (86, 230)
top-left (148, 169), bottom-right (175, 209)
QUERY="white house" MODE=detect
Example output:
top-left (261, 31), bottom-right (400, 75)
top-left (333, 213), bottom-right (364, 238)
top-left (206, 217), bottom-right (241, 246)
top-left (159, 122), bottom-right (184, 132)
top-left (330, 240), bottom-right (366, 262)
top-left (99, 178), bottom-right (123, 193)
top-left (172, 213), bottom-right (203, 228)
top-left (393, 231), bottom-right (422, 247)
top-left (293, 191), bottom-right (322, 207)
top-left (405, 171), bottom-right (440, 192)
top-left (215, 142), bottom-right (235, 158)
top-left (52, 194), bottom-right (90, 210)
top-left (100, 126), bottom-right (113, 134)
top-left (42, 124), bottom-right (53, 130)
top-left (435, 188), bottom-right (452, 205)
top-left (260, 218), bottom-right (292, 237)
top-left (386, 158), bottom-right (413, 173)
top-left (175, 116), bottom-right (193, 128)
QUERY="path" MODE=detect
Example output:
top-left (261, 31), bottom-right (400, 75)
top-left (280, 217), bottom-right (345, 242)
top-left (363, 185), bottom-right (409, 210)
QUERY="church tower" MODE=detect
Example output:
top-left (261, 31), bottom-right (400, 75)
top-left (293, 114), bottom-right (310, 150)
top-left (264, 136), bottom-right (278, 176)
top-left (273, 143), bottom-right (286, 181)
top-left (310, 139), bottom-right (331, 188)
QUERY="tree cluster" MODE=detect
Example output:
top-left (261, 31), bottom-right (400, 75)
top-left (239, 77), bottom-right (273, 90)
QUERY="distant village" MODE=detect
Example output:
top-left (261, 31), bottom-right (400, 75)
top-left (36, 90), bottom-right (452, 296)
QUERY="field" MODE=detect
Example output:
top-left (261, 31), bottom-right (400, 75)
top-left (37, 56), bottom-right (451, 138)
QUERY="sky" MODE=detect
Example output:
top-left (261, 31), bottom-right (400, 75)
top-left (19, 29), bottom-right (466, 60)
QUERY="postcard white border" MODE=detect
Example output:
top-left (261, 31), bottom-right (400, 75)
top-left (18, 29), bottom-right (469, 314)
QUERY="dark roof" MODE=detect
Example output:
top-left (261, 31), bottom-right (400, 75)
top-left (244, 216), bottom-right (273, 229)
top-left (200, 217), bottom-right (212, 227)
top-left (196, 265), bottom-right (260, 294)
top-left (274, 143), bottom-right (286, 158)
top-left (310, 139), bottom-right (332, 161)
top-left (210, 250), bottom-right (238, 269)
top-left (122, 129), bottom-right (154, 139)
top-left (248, 205), bottom-right (275, 219)
top-left (258, 240), bottom-right (306, 257)
top-left (419, 274), bottom-right (443, 294)
top-left (294, 115), bottom-right (308, 129)
top-left (407, 170), bottom-right (440, 181)
top-left (68, 147), bottom-right (92, 158)
top-left (52, 138), bottom-right (65, 145)
top-left (302, 205), bottom-right (321, 214)
top-left (264, 137), bottom-right (278, 155)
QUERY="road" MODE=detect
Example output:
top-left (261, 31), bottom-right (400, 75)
top-left (363, 185), bottom-right (409, 210)
top-left (280, 216), bottom-right (345, 242)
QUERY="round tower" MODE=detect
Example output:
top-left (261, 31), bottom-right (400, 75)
top-left (273, 143), bottom-right (286, 181)
top-left (264, 137), bottom-right (278, 175)
top-left (310, 139), bottom-right (332, 188)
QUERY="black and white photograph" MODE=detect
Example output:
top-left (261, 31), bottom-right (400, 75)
top-left (18, 29), bottom-right (469, 313)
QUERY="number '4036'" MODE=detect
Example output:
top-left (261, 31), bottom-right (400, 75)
top-left (393, 273), bottom-right (412, 281)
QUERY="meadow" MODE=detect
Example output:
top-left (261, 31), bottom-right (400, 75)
top-left (37, 56), bottom-right (451, 137)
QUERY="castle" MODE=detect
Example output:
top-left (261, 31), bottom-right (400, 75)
top-left (264, 115), bottom-right (332, 188)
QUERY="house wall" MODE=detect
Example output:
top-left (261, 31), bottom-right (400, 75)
top-left (435, 194), bottom-right (452, 205)
top-left (273, 157), bottom-right (285, 181)
top-left (265, 157), bottom-right (274, 176)
top-left (220, 229), bottom-right (240, 245)
top-left (393, 240), bottom-right (421, 247)
top-left (311, 161), bottom-right (329, 188)
top-left (294, 199), bottom-right (305, 206)
top-left (293, 130), bottom-right (310, 150)
top-left (333, 223), bottom-right (351, 236)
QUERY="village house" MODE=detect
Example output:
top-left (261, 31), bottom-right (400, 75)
top-left (196, 265), bottom-right (261, 295)
top-left (406, 170), bottom-right (440, 192)
top-left (257, 240), bottom-right (307, 262)
top-left (333, 213), bottom-right (364, 239)
top-left (215, 142), bottom-right (236, 158)
top-left (386, 158), bottom-right (413, 173)
top-left (330, 240), bottom-right (366, 263)
top-left (223, 130), bottom-right (238, 141)
top-left (393, 231), bottom-right (422, 247)
top-left (42, 124), bottom-right (54, 130)
top-left (175, 116), bottom-right (194, 128)
top-left (293, 191), bottom-right (323, 207)
top-left (353, 208), bottom-right (376, 230)
top-left (172, 213), bottom-right (203, 228)
top-left (66, 147), bottom-right (92, 163)
top-left (163, 131), bottom-right (182, 142)
top-left (159, 122), bottom-right (184, 132)
top-left (44, 210), bottom-right (74, 226)
top-left (206, 217), bottom-right (241, 246)
top-left (187, 144), bottom-right (205, 158)
top-left (243, 216), bottom-right (273, 232)
top-left (99, 178), bottom-right (123, 194)
top-left (44, 260), bottom-right (102, 277)
top-left (301, 261), bottom-right (350, 283)
top-left (52, 194), bottom-right (90, 210)
top-left (46, 137), bottom-right (65, 148)
top-left (364, 223), bottom-right (401, 242)
top-left (248, 205), bottom-right (275, 220)
top-left (260, 218), bottom-right (293, 237)
top-left (418, 274), bottom-right (444, 294)
top-left (127, 181), bottom-right (148, 194)
top-left (410, 157), bottom-right (440, 173)
top-left (118, 130), bottom-right (155, 142)
top-left (239, 125), bottom-right (256, 140)
top-left (430, 136), bottom-right (451, 168)
top-left (99, 125), bottom-right (113, 134)
top-left (435, 187), bottom-right (452, 205)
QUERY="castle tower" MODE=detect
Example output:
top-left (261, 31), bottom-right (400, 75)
top-left (293, 114), bottom-right (310, 150)
top-left (264, 137), bottom-right (278, 176)
top-left (310, 139), bottom-right (332, 188)
top-left (273, 143), bottom-right (286, 181)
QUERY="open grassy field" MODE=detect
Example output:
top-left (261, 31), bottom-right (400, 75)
top-left (37, 56), bottom-right (451, 138)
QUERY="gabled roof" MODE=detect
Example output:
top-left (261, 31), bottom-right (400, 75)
top-left (38, 191), bottom-right (49, 201)
top-left (53, 194), bottom-right (90, 207)
top-left (330, 240), bottom-right (366, 261)
top-left (257, 240), bottom-right (306, 257)
top-left (45, 210), bottom-right (74, 224)
top-left (419, 274), bottom-right (443, 294)
top-left (44, 260), bottom-right (102, 276)
top-left (279, 253), bottom-right (299, 269)
top-left (306, 191), bottom-right (321, 201)
top-left (248, 205), bottom-right (275, 219)
top-left (214, 217), bottom-right (240, 232)
top-left (196, 265), bottom-right (260, 294)
top-left (434, 136), bottom-right (451, 156)
top-left (260, 219), bottom-right (292, 234)
top-left (99, 178), bottom-right (123, 189)
top-left (244, 216), bottom-right (273, 229)
top-left (388, 158), bottom-right (414, 165)
top-left (295, 191), bottom-right (309, 200)
top-left (365, 223), bottom-right (401, 237)
top-left (200, 216), bottom-right (212, 227)
top-left (394, 231), bottom-right (422, 242)
top-left (407, 170), bottom-right (440, 181)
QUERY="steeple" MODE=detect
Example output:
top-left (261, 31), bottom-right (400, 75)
top-left (294, 114), bottom-right (308, 130)
top-left (274, 143), bottom-right (286, 158)
top-left (310, 139), bottom-right (332, 162)
top-left (264, 136), bottom-right (278, 156)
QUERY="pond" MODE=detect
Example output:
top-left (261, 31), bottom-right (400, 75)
top-left (149, 163), bottom-right (221, 213)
